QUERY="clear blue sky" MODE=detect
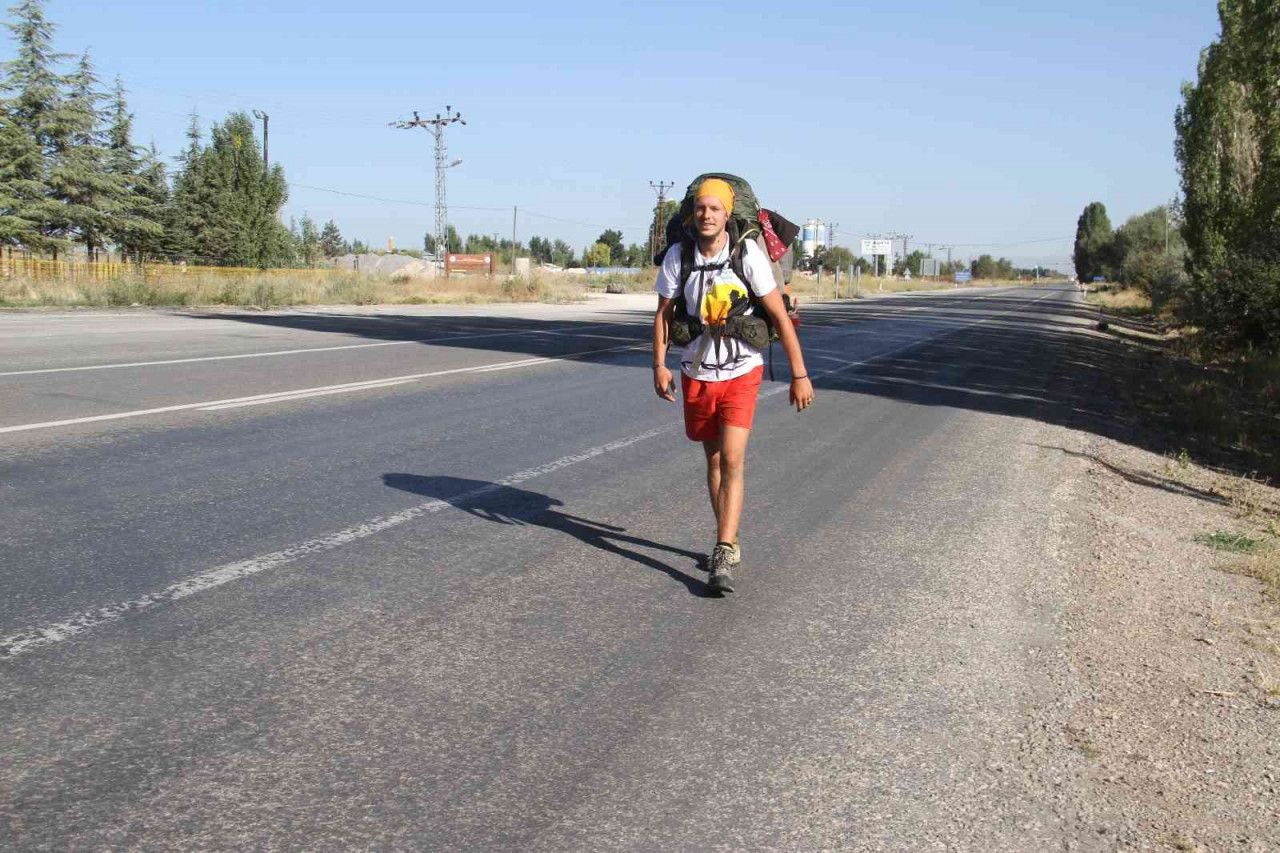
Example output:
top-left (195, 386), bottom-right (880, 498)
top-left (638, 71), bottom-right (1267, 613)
top-left (10, 0), bottom-right (1221, 269)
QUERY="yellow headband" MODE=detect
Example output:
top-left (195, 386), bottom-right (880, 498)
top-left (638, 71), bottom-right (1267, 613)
top-left (694, 178), bottom-right (734, 215)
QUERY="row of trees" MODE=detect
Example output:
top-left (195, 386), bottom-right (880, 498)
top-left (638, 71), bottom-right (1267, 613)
top-left (424, 226), bottom-right (653, 270)
top-left (1073, 201), bottom-right (1187, 310)
top-left (0, 0), bottom-right (366, 267)
top-left (1173, 0), bottom-right (1280, 347)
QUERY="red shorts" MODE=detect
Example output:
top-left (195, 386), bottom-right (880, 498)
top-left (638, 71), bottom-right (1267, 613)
top-left (681, 366), bottom-right (764, 441)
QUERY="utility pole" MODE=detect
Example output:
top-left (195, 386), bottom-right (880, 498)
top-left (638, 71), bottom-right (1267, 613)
top-left (390, 105), bottom-right (465, 266)
top-left (649, 180), bottom-right (674, 263)
top-left (252, 110), bottom-right (269, 179)
top-left (511, 206), bottom-right (518, 278)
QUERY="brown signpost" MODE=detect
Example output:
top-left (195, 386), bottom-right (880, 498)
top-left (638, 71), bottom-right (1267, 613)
top-left (445, 253), bottom-right (494, 277)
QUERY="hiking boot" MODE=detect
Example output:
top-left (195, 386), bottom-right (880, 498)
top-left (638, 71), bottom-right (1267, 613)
top-left (708, 543), bottom-right (736, 595)
top-left (700, 542), bottom-right (740, 572)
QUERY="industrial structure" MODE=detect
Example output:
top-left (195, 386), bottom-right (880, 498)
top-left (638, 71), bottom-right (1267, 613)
top-left (803, 217), bottom-right (824, 257)
top-left (389, 106), bottom-right (465, 264)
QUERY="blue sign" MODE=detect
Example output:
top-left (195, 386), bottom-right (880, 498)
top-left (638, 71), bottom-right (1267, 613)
top-left (954, 270), bottom-right (972, 283)
top-left (1092, 275), bottom-right (1105, 282)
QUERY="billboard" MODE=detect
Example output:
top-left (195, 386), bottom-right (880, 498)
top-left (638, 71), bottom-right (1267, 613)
top-left (860, 238), bottom-right (892, 256)
top-left (920, 258), bottom-right (941, 277)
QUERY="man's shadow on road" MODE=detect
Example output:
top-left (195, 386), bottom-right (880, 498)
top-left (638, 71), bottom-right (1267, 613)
top-left (382, 474), bottom-right (714, 597)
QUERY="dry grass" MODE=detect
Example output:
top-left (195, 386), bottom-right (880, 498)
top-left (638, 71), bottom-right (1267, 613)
top-left (1228, 547), bottom-right (1280, 602)
top-left (1086, 284), bottom-right (1153, 317)
top-left (788, 274), bottom-right (1047, 300)
top-left (0, 269), bottom-right (588, 308)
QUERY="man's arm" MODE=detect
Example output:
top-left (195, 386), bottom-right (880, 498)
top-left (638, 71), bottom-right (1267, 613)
top-left (653, 295), bottom-right (676, 402)
top-left (758, 288), bottom-right (814, 412)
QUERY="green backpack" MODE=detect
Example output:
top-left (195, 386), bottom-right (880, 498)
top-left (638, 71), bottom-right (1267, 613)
top-left (657, 173), bottom-right (797, 353)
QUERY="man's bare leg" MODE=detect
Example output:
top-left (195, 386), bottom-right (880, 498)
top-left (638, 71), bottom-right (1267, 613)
top-left (702, 438), bottom-right (723, 530)
top-left (713, 425), bottom-right (750, 545)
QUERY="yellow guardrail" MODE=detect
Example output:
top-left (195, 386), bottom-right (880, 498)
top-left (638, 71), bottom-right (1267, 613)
top-left (0, 257), bottom-right (338, 281)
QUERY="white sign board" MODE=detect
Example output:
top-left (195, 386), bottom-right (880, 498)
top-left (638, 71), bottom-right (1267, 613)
top-left (861, 239), bottom-right (893, 256)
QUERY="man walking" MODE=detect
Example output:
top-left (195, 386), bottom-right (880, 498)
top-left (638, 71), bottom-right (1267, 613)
top-left (652, 177), bottom-right (813, 595)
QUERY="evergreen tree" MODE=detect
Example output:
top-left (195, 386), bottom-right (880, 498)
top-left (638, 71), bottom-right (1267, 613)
top-left (169, 111), bottom-right (291, 266)
top-left (423, 231), bottom-right (436, 255)
top-left (104, 77), bottom-right (161, 259)
top-left (0, 97), bottom-right (46, 248)
top-left (3, 0), bottom-right (67, 253)
top-left (3, 0), bottom-right (64, 152)
top-left (130, 142), bottom-right (171, 259)
top-left (319, 219), bottom-right (344, 258)
top-left (47, 52), bottom-right (132, 259)
top-left (165, 112), bottom-right (204, 259)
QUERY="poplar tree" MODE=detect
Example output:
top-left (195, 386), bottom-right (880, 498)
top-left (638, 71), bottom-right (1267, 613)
top-left (299, 214), bottom-right (320, 265)
top-left (1072, 202), bottom-right (1114, 283)
top-left (1175, 0), bottom-right (1280, 346)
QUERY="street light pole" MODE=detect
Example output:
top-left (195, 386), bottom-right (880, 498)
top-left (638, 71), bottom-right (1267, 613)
top-left (251, 110), bottom-right (269, 179)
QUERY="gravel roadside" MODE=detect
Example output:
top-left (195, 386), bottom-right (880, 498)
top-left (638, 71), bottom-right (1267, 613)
top-left (1015, 310), bottom-right (1280, 850)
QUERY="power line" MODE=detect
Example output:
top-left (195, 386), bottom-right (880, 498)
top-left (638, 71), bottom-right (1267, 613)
top-left (290, 182), bottom-right (649, 245)
top-left (288, 182), bottom-right (505, 212)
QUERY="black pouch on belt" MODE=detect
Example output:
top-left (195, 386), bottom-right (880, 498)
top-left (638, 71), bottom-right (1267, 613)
top-left (726, 314), bottom-right (770, 350)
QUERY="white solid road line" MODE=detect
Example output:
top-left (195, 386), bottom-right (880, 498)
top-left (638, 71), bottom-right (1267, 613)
top-left (0, 340), bottom-right (414, 377)
top-left (0, 323), bottom-right (639, 378)
top-left (0, 343), bottom-right (642, 435)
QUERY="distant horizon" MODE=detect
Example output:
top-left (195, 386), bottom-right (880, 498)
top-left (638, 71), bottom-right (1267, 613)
top-left (5, 1), bottom-right (1221, 272)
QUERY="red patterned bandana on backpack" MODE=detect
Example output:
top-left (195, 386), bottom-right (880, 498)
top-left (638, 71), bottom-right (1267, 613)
top-left (757, 211), bottom-right (788, 262)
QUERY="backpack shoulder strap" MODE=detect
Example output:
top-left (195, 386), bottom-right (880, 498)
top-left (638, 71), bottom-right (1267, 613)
top-left (678, 239), bottom-right (695, 289)
top-left (729, 239), bottom-right (751, 299)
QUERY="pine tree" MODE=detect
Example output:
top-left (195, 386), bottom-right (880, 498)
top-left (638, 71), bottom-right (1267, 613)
top-left (169, 111), bottom-right (291, 266)
top-left (130, 143), bottom-right (171, 259)
top-left (165, 111), bottom-right (205, 259)
top-left (319, 219), bottom-right (344, 258)
top-left (0, 98), bottom-right (46, 248)
top-left (3, 0), bottom-right (64, 152)
top-left (47, 52), bottom-right (131, 259)
top-left (104, 77), bottom-right (161, 260)
top-left (3, 0), bottom-right (67, 253)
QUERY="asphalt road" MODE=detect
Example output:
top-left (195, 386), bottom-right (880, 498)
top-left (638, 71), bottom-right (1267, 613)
top-left (1, 286), bottom-right (1095, 849)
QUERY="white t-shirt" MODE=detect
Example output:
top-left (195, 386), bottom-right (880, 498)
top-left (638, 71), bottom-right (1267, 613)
top-left (655, 238), bottom-right (778, 381)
